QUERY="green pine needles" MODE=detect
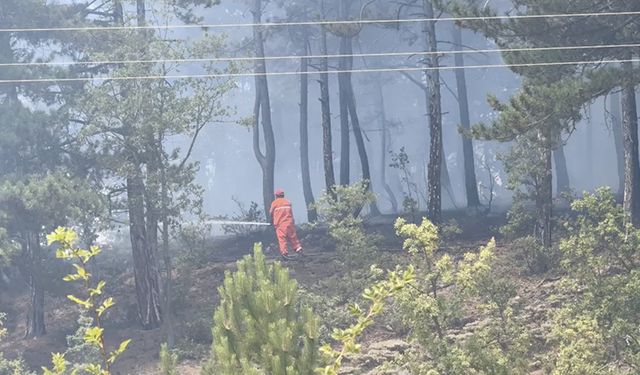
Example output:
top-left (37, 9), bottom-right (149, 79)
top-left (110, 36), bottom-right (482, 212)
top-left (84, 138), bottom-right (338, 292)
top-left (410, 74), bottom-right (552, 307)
top-left (202, 243), bottom-right (320, 375)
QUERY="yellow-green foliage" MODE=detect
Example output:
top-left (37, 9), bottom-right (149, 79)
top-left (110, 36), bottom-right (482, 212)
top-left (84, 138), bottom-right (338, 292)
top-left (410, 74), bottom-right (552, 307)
top-left (394, 218), bottom-right (530, 375)
top-left (318, 265), bottom-right (415, 375)
top-left (202, 243), bottom-right (319, 375)
top-left (315, 181), bottom-right (380, 275)
top-left (550, 188), bottom-right (640, 372)
top-left (43, 227), bottom-right (130, 375)
top-left (159, 343), bottom-right (179, 375)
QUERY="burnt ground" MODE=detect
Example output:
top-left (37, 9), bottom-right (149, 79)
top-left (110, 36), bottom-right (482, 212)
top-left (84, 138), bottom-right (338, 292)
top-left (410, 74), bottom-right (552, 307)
top-left (0, 211), bottom-right (557, 374)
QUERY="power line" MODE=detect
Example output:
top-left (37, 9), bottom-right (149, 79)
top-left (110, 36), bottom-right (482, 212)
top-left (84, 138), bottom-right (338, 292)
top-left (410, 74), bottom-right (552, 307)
top-left (1, 10), bottom-right (639, 33)
top-left (1, 43), bottom-right (638, 68)
top-left (1, 58), bottom-right (637, 85)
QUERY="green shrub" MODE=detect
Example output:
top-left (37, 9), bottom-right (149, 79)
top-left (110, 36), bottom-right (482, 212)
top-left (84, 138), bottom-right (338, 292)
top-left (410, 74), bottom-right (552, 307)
top-left (315, 182), bottom-right (380, 275)
top-left (202, 243), bottom-right (320, 375)
top-left (0, 312), bottom-right (34, 375)
top-left (159, 343), bottom-right (179, 375)
top-left (394, 217), bottom-right (530, 374)
top-left (318, 265), bottom-right (415, 375)
top-left (44, 227), bottom-right (130, 375)
top-left (176, 221), bottom-right (213, 268)
top-left (512, 235), bottom-right (554, 274)
top-left (550, 188), bottom-right (640, 372)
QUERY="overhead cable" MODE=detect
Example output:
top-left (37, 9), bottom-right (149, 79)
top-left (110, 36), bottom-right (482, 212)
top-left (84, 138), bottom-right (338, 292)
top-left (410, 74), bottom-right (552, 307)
top-left (0, 57), bottom-right (637, 84)
top-left (0, 43), bottom-right (638, 68)
top-left (1, 10), bottom-right (639, 33)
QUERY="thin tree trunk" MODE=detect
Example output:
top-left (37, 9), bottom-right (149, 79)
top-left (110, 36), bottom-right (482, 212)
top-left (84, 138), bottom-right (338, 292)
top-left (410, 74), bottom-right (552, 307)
top-left (553, 143), bottom-right (570, 196)
top-left (537, 131), bottom-right (553, 249)
top-left (158, 127), bottom-right (175, 345)
top-left (341, 41), bottom-right (380, 215)
top-left (299, 33), bottom-right (317, 222)
top-left (161, 213), bottom-right (174, 346)
top-left (376, 81), bottom-right (398, 213)
top-left (611, 91), bottom-right (625, 197)
top-left (622, 59), bottom-right (640, 225)
top-left (338, 0), bottom-right (350, 186)
top-left (25, 232), bottom-right (45, 337)
top-left (452, 26), bottom-right (480, 208)
top-left (423, 0), bottom-right (442, 223)
top-left (120, 0), bottom-right (162, 330)
top-left (319, 0), bottom-right (336, 197)
top-left (128, 173), bottom-right (163, 329)
top-left (136, 0), bottom-right (145, 25)
top-left (251, 0), bottom-right (276, 219)
top-left (113, 0), bottom-right (123, 23)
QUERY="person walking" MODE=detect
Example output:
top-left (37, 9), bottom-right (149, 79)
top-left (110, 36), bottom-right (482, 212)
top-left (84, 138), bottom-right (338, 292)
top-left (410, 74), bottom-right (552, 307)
top-left (270, 189), bottom-right (303, 260)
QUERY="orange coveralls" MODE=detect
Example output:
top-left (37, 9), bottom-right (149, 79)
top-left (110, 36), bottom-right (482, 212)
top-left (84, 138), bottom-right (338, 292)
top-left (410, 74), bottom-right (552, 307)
top-left (270, 197), bottom-right (302, 255)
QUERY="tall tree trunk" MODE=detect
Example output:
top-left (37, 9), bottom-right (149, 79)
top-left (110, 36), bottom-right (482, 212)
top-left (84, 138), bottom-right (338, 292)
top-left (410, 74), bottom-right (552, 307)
top-left (540, 144), bottom-right (553, 249)
top-left (251, 0), bottom-right (276, 219)
top-left (347, 84), bottom-right (381, 215)
top-left (553, 143), bottom-right (570, 196)
top-left (113, 0), bottom-right (123, 23)
top-left (127, 173), bottom-right (163, 329)
top-left (124, 1), bottom-right (162, 329)
top-left (338, 0), bottom-right (350, 186)
top-left (161, 208), bottom-right (174, 346)
top-left (535, 129), bottom-right (553, 249)
top-left (319, 3), bottom-right (336, 198)
top-left (622, 59), bottom-right (640, 226)
top-left (341, 36), bottom-right (380, 215)
top-left (611, 91), bottom-right (625, 197)
top-left (25, 232), bottom-right (45, 337)
top-left (452, 26), bottom-right (480, 208)
top-left (299, 33), bottom-right (317, 222)
top-left (376, 81), bottom-right (398, 213)
top-left (136, 0), bottom-right (145, 25)
top-left (423, 0), bottom-right (442, 223)
top-left (158, 128), bottom-right (175, 346)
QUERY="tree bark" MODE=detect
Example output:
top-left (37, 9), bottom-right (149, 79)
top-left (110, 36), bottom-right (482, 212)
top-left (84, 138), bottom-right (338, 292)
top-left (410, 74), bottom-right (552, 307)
top-left (376, 81), bottom-right (398, 213)
top-left (251, 0), bottom-right (276, 219)
top-left (319, 19), bottom-right (336, 197)
top-left (611, 90), bottom-right (625, 197)
top-left (25, 232), bottom-right (45, 337)
top-left (115, 0), bottom-right (162, 330)
top-left (127, 173), bottom-right (162, 329)
top-left (161, 211), bottom-right (174, 346)
top-left (452, 26), bottom-right (480, 208)
top-left (338, 0), bottom-right (350, 186)
top-left (535, 128), bottom-right (553, 249)
top-left (299, 33), bottom-right (317, 222)
top-left (347, 83), bottom-right (381, 215)
top-left (423, 0), bottom-right (442, 223)
top-left (136, 0), bottom-right (145, 25)
top-left (622, 59), bottom-right (640, 226)
top-left (553, 143), bottom-right (570, 196)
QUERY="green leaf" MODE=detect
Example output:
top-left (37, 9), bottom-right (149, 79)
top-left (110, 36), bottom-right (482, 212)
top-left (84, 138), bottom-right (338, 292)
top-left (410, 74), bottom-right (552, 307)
top-left (67, 294), bottom-right (92, 309)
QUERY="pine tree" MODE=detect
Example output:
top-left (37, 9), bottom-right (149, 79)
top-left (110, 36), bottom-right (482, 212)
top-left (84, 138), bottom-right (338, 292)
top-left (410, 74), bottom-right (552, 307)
top-left (202, 244), bottom-right (319, 375)
top-left (453, 0), bottom-right (640, 234)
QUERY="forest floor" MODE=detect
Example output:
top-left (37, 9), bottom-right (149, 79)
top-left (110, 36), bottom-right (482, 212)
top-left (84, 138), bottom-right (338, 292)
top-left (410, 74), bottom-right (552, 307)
top-left (0, 211), bottom-right (560, 374)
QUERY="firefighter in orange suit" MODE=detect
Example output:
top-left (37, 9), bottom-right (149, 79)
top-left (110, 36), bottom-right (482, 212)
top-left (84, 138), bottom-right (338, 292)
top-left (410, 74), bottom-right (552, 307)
top-left (270, 189), bottom-right (303, 259)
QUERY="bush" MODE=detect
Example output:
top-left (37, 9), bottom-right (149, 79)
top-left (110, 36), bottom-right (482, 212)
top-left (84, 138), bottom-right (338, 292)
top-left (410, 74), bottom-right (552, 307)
top-left (315, 182), bottom-right (380, 275)
top-left (202, 243), bottom-right (320, 375)
top-left (176, 221), bottom-right (213, 268)
top-left (44, 227), bottom-right (130, 375)
top-left (159, 343), bottom-right (179, 375)
top-left (218, 198), bottom-right (265, 236)
top-left (394, 217), bottom-right (530, 374)
top-left (0, 312), bottom-right (34, 375)
top-left (512, 235), bottom-right (554, 274)
top-left (549, 188), bottom-right (640, 372)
